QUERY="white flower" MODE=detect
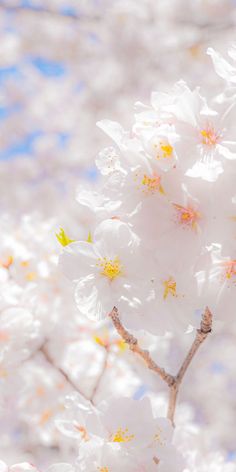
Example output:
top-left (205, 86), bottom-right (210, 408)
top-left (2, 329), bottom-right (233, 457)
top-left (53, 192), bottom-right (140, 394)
top-left (57, 394), bottom-right (179, 470)
top-left (196, 245), bottom-right (236, 322)
top-left (96, 397), bottom-right (173, 457)
top-left (77, 439), bottom-right (144, 472)
top-left (166, 82), bottom-right (236, 179)
top-left (60, 219), bottom-right (146, 321)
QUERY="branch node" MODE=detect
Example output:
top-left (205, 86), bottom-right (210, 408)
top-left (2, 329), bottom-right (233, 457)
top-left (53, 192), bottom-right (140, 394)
top-left (109, 305), bottom-right (213, 428)
top-left (200, 306), bottom-right (213, 334)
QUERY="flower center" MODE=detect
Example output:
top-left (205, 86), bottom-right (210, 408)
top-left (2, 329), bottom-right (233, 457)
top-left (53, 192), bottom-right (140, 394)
top-left (223, 260), bottom-right (236, 281)
top-left (97, 256), bottom-right (123, 280)
top-left (98, 468), bottom-right (109, 472)
top-left (200, 127), bottom-right (219, 146)
top-left (153, 140), bottom-right (173, 160)
top-left (163, 277), bottom-right (177, 299)
top-left (159, 142), bottom-right (173, 158)
top-left (111, 427), bottom-right (134, 443)
top-left (141, 172), bottom-right (164, 195)
top-left (173, 203), bottom-right (201, 230)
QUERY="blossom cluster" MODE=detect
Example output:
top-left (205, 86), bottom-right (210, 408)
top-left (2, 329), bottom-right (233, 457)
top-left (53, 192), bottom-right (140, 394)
top-left (57, 47), bottom-right (236, 470)
top-left (61, 59), bottom-right (236, 334)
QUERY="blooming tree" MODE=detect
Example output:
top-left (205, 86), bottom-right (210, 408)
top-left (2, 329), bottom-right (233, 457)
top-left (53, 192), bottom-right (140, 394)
top-left (1, 1), bottom-right (236, 471)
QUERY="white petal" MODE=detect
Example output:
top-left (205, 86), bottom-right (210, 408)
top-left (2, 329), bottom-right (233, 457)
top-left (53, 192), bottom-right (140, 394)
top-left (96, 119), bottom-right (126, 148)
top-left (207, 47), bottom-right (236, 83)
top-left (75, 275), bottom-right (104, 321)
top-left (218, 143), bottom-right (236, 160)
top-left (59, 242), bottom-right (98, 281)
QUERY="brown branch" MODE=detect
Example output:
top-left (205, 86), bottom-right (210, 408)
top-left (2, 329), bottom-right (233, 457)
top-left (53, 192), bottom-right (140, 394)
top-left (109, 306), bottom-right (212, 427)
top-left (167, 307), bottom-right (212, 425)
top-left (109, 307), bottom-right (174, 387)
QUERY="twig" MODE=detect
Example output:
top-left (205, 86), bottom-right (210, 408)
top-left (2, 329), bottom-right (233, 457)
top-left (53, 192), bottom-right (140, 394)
top-left (167, 307), bottom-right (212, 425)
top-left (109, 307), bottom-right (174, 387)
top-left (109, 306), bottom-right (212, 427)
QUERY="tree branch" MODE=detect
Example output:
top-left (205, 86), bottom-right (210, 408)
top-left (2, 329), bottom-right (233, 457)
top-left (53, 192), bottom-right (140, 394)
top-left (109, 307), bottom-right (175, 387)
top-left (109, 306), bottom-right (212, 427)
top-left (167, 307), bottom-right (212, 425)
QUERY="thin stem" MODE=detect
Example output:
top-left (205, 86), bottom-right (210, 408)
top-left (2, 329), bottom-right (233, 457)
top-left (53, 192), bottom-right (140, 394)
top-left (177, 307), bottom-right (212, 384)
top-left (166, 383), bottom-right (179, 426)
top-left (167, 307), bottom-right (212, 425)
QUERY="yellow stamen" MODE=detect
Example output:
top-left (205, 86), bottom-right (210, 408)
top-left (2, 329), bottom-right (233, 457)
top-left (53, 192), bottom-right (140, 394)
top-left (93, 332), bottom-right (110, 348)
top-left (97, 256), bottom-right (123, 281)
top-left (200, 127), bottom-right (219, 146)
top-left (223, 260), bottom-right (236, 280)
top-left (56, 228), bottom-right (75, 247)
top-left (111, 427), bottom-right (134, 443)
top-left (173, 203), bottom-right (201, 230)
top-left (163, 277), bottom-right (177, 299)
top-left (141, 172), bottom-right (165, 195)
top-left (159, 142), bottom-right (173, 158)
top-left (98, 468), bottom-right (109, 472)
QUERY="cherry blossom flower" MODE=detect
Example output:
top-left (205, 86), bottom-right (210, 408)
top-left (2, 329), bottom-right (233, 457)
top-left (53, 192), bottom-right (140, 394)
top-left (60, 219), bottom-right (149, 321)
